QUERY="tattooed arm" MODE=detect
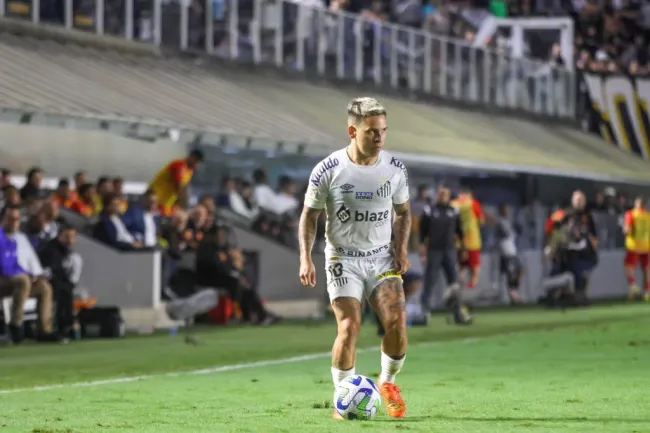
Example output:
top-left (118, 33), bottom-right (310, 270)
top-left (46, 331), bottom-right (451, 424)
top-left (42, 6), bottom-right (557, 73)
top-left (298, 206), bottom-right (322, 286)
top-left (393, 201), bottom-right (412, 254)
top-left (299, 206), bottom-right (321, 260)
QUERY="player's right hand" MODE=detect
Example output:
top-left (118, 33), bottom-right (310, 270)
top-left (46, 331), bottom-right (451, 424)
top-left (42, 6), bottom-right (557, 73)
top-left (299, 258), bottom-right (316, 287)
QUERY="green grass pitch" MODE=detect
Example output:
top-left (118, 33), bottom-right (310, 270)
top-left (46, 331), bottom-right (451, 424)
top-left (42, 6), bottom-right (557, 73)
top-left (1, 304), bottom-right (649, 432)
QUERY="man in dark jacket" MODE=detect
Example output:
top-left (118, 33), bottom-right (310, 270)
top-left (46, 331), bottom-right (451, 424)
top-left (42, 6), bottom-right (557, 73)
top-left (419, 186), bottom-right (463, 311)
top-left (38, 223), bottom-right (80, 338)
top-left (195, 225), bottom-right (278, 325)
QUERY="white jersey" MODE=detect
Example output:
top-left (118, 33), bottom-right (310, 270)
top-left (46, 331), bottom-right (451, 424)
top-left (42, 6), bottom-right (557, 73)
top-left (304, 148), bottom-right (410, 259)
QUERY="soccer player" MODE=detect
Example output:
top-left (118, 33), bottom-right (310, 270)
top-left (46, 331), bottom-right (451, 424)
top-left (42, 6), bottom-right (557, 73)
top-left (451, 187), bottom-right (484, 289)
top-left (623, 196), bottom-right (650, 302)
top-left (149, 150), bottom-right (204, 216)
top-left (298, 97), bottom-right (411, 419)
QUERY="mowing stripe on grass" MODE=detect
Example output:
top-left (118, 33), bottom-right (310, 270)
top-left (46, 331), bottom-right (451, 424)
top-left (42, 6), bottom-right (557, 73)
top-left (0, 337), bottom-right (480, 395)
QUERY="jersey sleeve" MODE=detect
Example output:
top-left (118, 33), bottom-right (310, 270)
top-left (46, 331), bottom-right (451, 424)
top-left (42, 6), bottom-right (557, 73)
top-left (472, 199), bottom-right (485, 222)
top-left (303, 165), bottom-right (331, 210)
top-left (624, 210), bottom-right (634, 228)
top-left (392, 163), bottom-right (410, 205)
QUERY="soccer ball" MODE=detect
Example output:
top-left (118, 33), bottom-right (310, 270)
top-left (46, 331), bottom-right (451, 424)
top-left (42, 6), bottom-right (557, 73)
top-left (333, 374), bottom-right (382, 420)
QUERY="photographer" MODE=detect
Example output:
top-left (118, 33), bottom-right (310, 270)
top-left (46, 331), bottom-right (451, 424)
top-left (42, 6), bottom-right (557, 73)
top-left (558, 191), bottom-right (598, 305)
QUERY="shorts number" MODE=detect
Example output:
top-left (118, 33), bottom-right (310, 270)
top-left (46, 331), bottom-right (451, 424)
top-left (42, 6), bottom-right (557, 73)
top-left (328, 263), bottom-right (344, 278)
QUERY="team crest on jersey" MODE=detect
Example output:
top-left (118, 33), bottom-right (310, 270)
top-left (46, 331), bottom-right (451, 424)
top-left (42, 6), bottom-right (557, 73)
top-left (377, 181), bottom-right (391, 198)
top-left (340, 183), bottom-right (355, 193)
top-left (336, 204), bottom-right (351, 223)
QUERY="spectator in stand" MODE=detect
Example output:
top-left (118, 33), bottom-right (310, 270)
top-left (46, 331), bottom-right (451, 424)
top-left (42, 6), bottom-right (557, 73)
top-left (184, 204), bottom-right (209, 250)
top-left (0, 204), bottom-right (58, 343)
top-left (217, 176), bottom-right (235, 207)
top-left (225, 178), bottom-right (259, 220)
top-left (123, 189), bottom-right (160, 248)
top-left (52, 178), bottom-right (73, 208)
top-left (94, 176), bottom-right (114, 215)
top-left (69, 170), bottom-right (88, 203)
top-left (252, 169), bottom-right (277, 214)
top-left (275, 175), bottom-right (299, 216)
top-left (196, 225), bottom-right (279, 325)
top-left (70, 183), bottom-right (96, 217)
top-left (113, 177), bottom-right (129, 214)
top-left (160, 209), bottom-right (189, 258)
top-left (25, 200), bottom-right (59, 248)
top-left (2, 185), bottom-right (20, 209)
top-left (199, 194), bottom-right (217, 229)
top-left (93, 194), bottom-right (143, 251)
top-left (38, 223), bottom-right (81, 340)
top-left (149, 149), bottom-right (204, 216)
top-left (20, 166), bottom-right (44, 203)
top-left (0, 169), bottom-right (12, 188)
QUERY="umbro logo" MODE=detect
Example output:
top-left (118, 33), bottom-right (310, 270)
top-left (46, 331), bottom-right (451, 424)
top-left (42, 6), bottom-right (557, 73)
top-left (340, 183), bottom-right (355, 193)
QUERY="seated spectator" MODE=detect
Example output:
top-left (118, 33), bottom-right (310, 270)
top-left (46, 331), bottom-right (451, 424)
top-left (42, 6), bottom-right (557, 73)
top-left (0, 169), bottom-right (12, 188)
top-left (198, 194), bottom-right (217, 229)
top-left (38, 224), bottom-right (82, 340)
top-left (252, 169), bottom-right (277, 214)
top-left (52, 178), bottom-right (73, 208)
top-left (230, 180), bottom-right (259, 220)
top-left (20, 166), bottom-right (44, 203)
top-left (160, 209), bottom-right (189, 259)
top-left (217, 176), bottom-right (234, 207)
top-left (94, 176), bottom-right (114, 215)
top-left (123, 189), bottom-right (160, 248)
top-left (68, 170), bottom-right (88, 203)
top-left (184, 204), bottom-right (209, 250)
top-left (2, 185), bottom-right (21, 209)
top-left (276, 175), bottom-right (299, 214)
top-left (93, 194), bottom-right (143, 251)
top-left (195, 225), bottom-right (278, 325)
top-left (113, 177), bottom-right (128, 214)
top-left (0, 204), bottom-right (59, 343)
top-left (70, 183), bottom-right (96, 217)
top-left (25, 200), bottom-right (59, 248)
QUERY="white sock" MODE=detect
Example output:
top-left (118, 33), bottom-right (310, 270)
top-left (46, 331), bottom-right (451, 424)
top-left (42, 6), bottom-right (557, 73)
top-left (379, 352), bottom-right (405, 384)
top-left (331, 366), bottom-right (355, 387)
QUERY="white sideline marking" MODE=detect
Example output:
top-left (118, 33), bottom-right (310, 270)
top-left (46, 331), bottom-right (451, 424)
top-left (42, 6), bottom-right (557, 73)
top-left (0, 337), bottom-right (482, 396)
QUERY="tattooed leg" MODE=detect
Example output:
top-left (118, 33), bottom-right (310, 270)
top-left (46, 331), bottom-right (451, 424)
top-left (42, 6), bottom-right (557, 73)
top-left (370, 277), bottom-right (408, 358)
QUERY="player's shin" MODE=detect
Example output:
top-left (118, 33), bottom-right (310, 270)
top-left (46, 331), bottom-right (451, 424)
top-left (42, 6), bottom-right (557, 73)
top-left (331, 319), bottom-right (359, 387)
top-left (378, 313), bottom-right (407, 384)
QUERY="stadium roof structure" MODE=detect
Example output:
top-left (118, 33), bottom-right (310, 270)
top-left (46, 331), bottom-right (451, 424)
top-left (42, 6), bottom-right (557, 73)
top-left (1, 33), bottom-right (649, 184)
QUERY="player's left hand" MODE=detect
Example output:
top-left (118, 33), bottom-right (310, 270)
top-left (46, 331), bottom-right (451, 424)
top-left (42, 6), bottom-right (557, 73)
top-left (393, 249), bottom-right (410, 274)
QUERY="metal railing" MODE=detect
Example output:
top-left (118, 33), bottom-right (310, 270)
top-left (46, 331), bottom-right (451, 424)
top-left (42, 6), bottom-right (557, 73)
top-left (0, 0), bottom-right (576, 118)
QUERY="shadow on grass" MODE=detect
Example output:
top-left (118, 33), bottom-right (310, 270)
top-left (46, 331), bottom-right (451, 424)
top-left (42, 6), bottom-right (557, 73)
top-left (429, 414), bottom-right (650, 424)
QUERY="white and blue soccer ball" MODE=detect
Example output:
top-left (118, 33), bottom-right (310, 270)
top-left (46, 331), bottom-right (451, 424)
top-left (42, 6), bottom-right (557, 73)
top-left (333, 374), bottom-right (382, 420)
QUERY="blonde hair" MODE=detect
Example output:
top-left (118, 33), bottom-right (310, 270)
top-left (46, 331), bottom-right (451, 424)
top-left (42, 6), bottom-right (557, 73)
top-left (347, 97), bottom-right (386, 122)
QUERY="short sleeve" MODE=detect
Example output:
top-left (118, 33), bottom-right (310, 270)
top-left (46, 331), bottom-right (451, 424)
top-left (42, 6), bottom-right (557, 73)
top-left (392, 164), bottom-right (410, 205)
top-left (304, 165), bottom-right (331, 210)
top-left (624, 210), bottom-right (634, 227)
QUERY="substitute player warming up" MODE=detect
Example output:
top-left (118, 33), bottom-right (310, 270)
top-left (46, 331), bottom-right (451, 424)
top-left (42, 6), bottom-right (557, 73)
top-left (623, 196), bottom-right (650, 302)
top-left (298, 97), bottom-right (411, 420)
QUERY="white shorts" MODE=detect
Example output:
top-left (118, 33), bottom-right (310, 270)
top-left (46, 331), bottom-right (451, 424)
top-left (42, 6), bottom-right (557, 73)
top-left (325, 256), bottom-right (401, 302)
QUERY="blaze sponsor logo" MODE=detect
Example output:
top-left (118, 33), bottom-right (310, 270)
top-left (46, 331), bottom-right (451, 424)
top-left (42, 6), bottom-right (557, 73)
top-left (354, 209), bottom-right (390, 223)
top-left (583, 73), bottom-right (650, 159)
top-left (336, 204), bottom-right (351, 223)
top-left (310, 157), bottom-right (339, 185)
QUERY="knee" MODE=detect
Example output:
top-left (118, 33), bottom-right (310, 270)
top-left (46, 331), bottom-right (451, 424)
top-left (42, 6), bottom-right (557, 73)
top-left (337, 317), bottom-right (360, 344)
top-left (13, 274), bottom-right (31, 294)
top-left (34, 279), bottom-right (53, 299)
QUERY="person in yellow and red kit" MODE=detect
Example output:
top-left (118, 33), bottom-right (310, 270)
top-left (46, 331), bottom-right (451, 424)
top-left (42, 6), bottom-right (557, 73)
top-left (451, 187), bottom-right (485, 289)
top-left (623, 196), bottom-right (650, 302)
top-left (149, 150), bottom-right (204, 217)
